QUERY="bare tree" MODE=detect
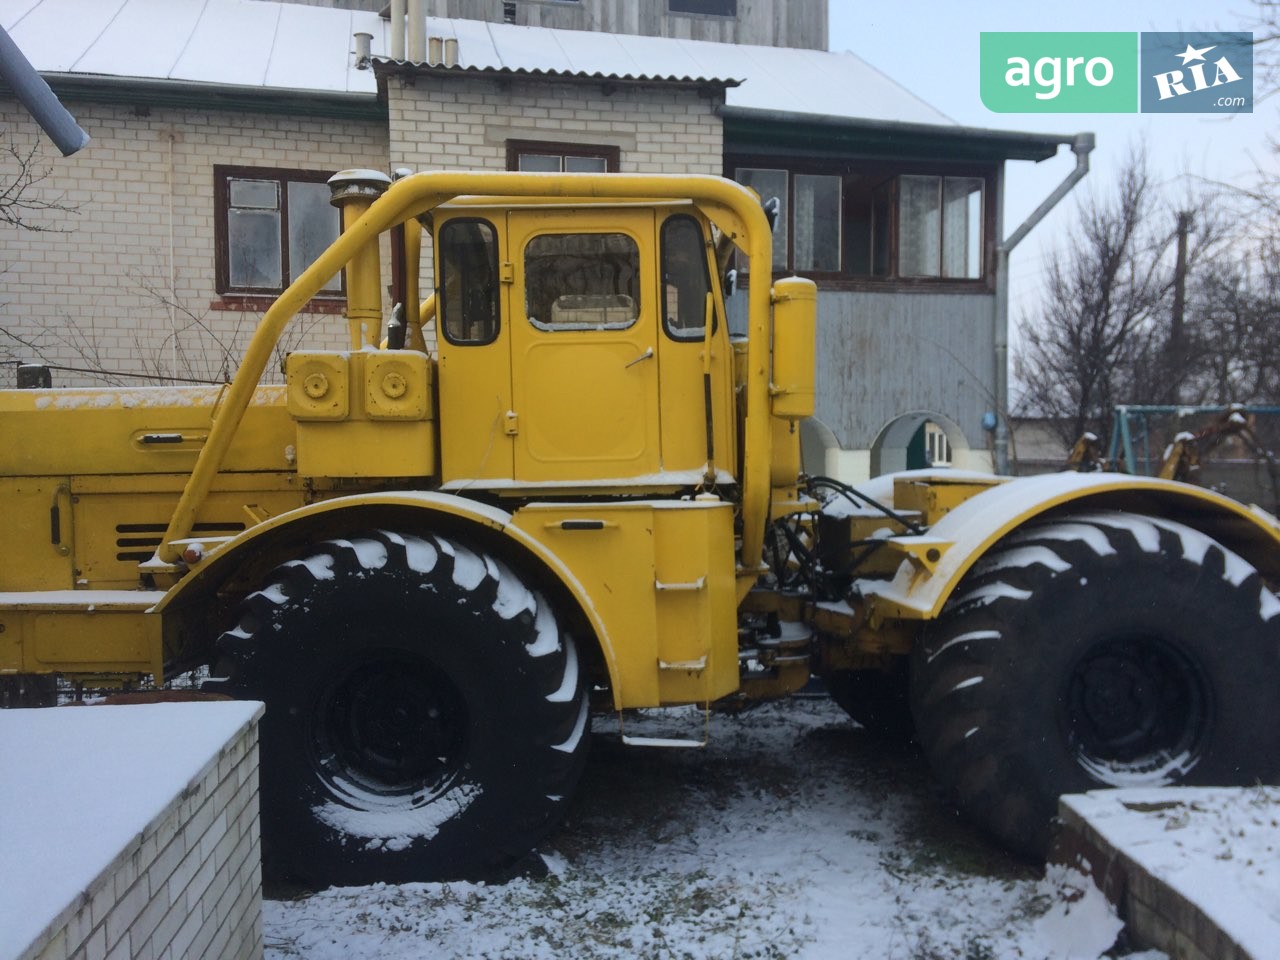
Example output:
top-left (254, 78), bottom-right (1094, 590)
top-left (0, 130), bottom-right (79, 379)
top-left (1015, 154), bottom-right (1168, 445)
top-left (0, 132), bottom-right (73, 230)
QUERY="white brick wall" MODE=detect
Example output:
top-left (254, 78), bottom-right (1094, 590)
top-left (387, 74), bottom-right (723, 176)
top-left (0, 101), bottom-right (388, 388)
top-left (19, 704), bottom-right (265, 960)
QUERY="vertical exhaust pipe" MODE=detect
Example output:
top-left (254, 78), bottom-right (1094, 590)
top-left (328, 169), bottom-right (392, 348)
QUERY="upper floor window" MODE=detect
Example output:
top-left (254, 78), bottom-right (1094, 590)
top-left (731, 161), bottom-right (991, 284)
top-left (507, 140), bottom-right (619, 173)
top-left (669, 0), bottom-right (737, 15)
top-left (214, 166), bottom-right (340, 297)
top-left (898, 175), bottom-right (984, 279)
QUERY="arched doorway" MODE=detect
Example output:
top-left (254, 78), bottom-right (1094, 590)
top-left (799, 417), bottom-right (841, 477)
top-left (870, 411), bottom-right (968, 476)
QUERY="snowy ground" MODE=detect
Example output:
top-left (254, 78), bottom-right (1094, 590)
top-left (264, 698), bottom-right (1144, 960)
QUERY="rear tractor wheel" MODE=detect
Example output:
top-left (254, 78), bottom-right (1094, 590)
top-left (911, 511), bottom-right (1280, 857)
top-left (212, 529), bottom-right (589, 887)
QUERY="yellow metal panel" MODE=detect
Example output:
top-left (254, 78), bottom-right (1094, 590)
top-left (0, 478), bottom-right (75, 591)
top-left (70, 483), bottom-right (306, 589)
top-left (0, 596), bottom-right (162, 676)
top-left (288, 351), bottom-right (437, 479)
top-left (32, 612), bottom-right (152, 668)
top-left (365, 351), bottom-right (432, 420)
top-left (513, 502), bottom-right (662, 707)
top-left (652, 504), bottom-right (738, 704)
top-left (286, 353), bottom-right (349, 420)
top-left (0, 386), bottom-right (297, 477)
top-left (506, 208), bottom-right (662, 483)
top-left (512, 499), bottom-right (737, 708)
top-left (296, 421), bottom-right (435, 478)
top-left (770, 277), bottom-right (817, 420)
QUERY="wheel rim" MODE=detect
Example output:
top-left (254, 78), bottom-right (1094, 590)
top-left (312, 651), bottom-right (468, 806)
top-left (1066, 634), bottom-right (1208, 782)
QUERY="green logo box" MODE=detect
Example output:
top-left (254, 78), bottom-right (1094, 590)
top-left (981, 32), bottom-right (1139, 113)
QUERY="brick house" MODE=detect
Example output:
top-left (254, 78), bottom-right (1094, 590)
top-left (1, 0), bottom-right (1081, 479)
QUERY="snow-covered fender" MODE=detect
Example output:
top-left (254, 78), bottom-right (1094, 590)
top-left (152, 491), bottom-right (619, 694)
top-left (860, 472), bottom-right (1280, 623)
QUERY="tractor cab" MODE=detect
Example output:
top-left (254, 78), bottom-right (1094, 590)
top-left (431, 201), bottom-right (737, 495)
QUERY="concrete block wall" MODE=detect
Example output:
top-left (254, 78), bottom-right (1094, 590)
top-left (19, 704), bottom-right (265, 960)
top-left (0, 101), bottom-right (388, 388)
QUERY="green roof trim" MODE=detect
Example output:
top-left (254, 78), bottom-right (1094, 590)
top-left (39, 75), bottom-right (385, 122)
top-left (722, 107), bottom-right (1075, 163)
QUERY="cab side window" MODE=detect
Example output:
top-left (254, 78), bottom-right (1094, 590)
top-left (440, 219), bottom-right (499, 344)
top-left (661, 215), bottom-right (713, 341)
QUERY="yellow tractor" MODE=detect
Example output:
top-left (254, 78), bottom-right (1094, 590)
top-left (3, 170), bottom-right (1279, 886)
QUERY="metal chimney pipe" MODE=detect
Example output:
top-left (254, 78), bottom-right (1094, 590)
top-left (428, 36), bottom-right (442, 66)
top-left (353, 32), bottom-right (372, 69)
top-left (407, 0), bottom-right (426, 63)
top-left (390, 0), bottom-right (406, 60)
top-left (443, 38), bottom-right (459, 68)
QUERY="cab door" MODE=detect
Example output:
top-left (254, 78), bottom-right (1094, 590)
top-left (506, 209), bottom-right (661, 483)
top-left (436, 216), bottom-right (514, 485)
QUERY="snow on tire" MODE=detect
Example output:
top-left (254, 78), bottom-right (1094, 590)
top-left (214, 529), bottom-right (589, 887)
top-left (910, 510), bottom-right (1280, 858)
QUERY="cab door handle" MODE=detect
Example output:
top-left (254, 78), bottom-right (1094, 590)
top-left (625, 347), bottom-right (654, 369)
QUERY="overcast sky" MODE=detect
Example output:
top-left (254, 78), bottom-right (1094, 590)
top-left (828, 0), bottom-right (1277, 324)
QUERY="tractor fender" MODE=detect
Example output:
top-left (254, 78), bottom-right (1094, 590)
top-left (859, 471), bottom-right (1280, 622)
top-left (154, 491), bottom-right (620, 696)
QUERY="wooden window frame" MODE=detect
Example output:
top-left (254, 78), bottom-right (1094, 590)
top-left (213, 165), bottom-right (344, 305)
top-left (506, 140), bottom-right (621, 173)
top-left (726, 155), bottom-right (998, 293)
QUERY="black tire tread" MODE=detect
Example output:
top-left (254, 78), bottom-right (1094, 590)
top-left (912, 510), bottom-right (1280, 857)
top-left (212, 528), bottom-right (588, 886)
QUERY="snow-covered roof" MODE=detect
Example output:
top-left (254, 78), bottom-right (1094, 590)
top-left (2, 0), bottom-right (953, 126)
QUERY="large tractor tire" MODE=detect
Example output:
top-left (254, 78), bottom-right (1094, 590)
top-left (212, 529), bottom-right (589, 887)
top-left (911, 510), bottom-right (1280, 858)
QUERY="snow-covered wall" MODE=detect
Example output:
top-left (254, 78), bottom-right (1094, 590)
top-left (1, 701), bottom-right (265, 960)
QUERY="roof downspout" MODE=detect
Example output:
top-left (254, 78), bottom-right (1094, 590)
top-left (993, 132), bottom-right (1094, 474)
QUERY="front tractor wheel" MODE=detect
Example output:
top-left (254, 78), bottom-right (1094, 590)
top-left (911, 511), bottom-right (1280, 858)
top-left (214, 530), bottom-right (589, 887)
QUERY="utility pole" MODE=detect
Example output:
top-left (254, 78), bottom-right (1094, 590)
top-left (1165, 210), bottom-right (1192, 400)
top-left (1171, 211), bottom-right (1192, 347)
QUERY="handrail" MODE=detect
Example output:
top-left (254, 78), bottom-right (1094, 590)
top-left (153, 172), bottom-right (774, 591)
